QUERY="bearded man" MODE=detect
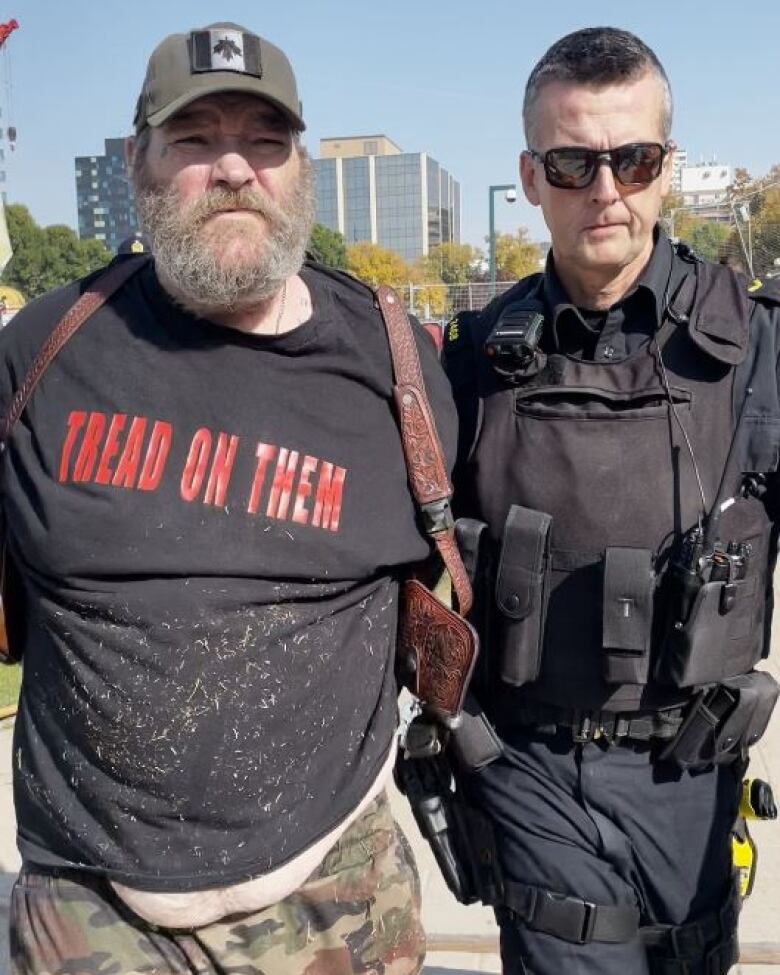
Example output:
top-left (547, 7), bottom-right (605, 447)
top-left (1, 23), bottom-right (455, 975)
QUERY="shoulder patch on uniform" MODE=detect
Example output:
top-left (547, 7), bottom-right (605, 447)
top-left (444, 311), bottom-right (481, 351)
top-left (748, 277), bottom-right (780, 304)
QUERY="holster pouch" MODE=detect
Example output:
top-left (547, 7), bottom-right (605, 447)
top-left (395, 718), bottom-right (504, 906)
top-left (398, 578), bottom-right (479, 727)
top-left (660, 574), bottom-right (761, 687)
top-left (602, 547), bottom-right (655, 684)
top-left (660, 670), bottom-right (779, 770)
top-left (495, 505), bottom-right (551, 686)
top-left (450, 692), bottom-right (504, 772)
top-left (455, 518), bottom-right (493, 692)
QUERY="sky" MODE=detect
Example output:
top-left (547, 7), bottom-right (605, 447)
top-left (2, 0), bottom-right (779, 251)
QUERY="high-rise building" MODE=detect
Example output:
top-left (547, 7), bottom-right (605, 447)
top-left (75, 138), bottom-right (138, 254)
top-left (314, 135), bottom-right (461, 262)
top-left (670, 147), bottom-right (688, 194)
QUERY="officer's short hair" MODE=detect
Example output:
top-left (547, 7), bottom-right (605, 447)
top-left (523, 27), bottom-right (673, 146)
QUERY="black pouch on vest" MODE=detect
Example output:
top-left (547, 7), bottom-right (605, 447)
top-left (455, 518), bottom-right (493, 692)
top-left (660, 670), bottom-right (779, 769)
top-left (660, 572), bottom-right (761, 687)
top-left (602, 547), bottom-right (655, 685)
top-left (714, 672), bottom-right (780, 757)
top-left (495, 505), bottom-right (552, 686)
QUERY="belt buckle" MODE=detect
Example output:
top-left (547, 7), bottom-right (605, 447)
top-left (578, 900), bottom-right (598, 943)
top-left (572, 711), bottom-right (600, 743)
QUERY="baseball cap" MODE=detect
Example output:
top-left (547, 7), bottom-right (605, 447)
top-left (134, 23), bottom-right (305, 134)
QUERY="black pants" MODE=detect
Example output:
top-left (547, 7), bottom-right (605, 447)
top-left (463, 727), bottom-right (741, 975)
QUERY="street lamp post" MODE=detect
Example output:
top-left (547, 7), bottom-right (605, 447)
top-left (489, 183), bottom-right (517, 296)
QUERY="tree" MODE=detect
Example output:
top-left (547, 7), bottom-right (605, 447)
top-left (491, 229), bottom-right (542, 281)
top-left (416, 242), bottom-right (482, 285)
top-left (660, 192), bottom-right (684, 219)
top-left (731, 168), bottom-right (753, 197)
top-left (726, 164), bottom-right (780, 277)
top-left (346, 242), bottom-right (410, 289)
top-left (1, 204), bottom-right (111, 299)
top-left (685, 221), bottom-right (731, 263)
top-left (308, 223), bottom-right (347, 269)
top-left (409, 264), bottom-right (448, 317)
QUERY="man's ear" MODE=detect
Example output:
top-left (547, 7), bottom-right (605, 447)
top-left (520, 151), bottom-right (541, 207)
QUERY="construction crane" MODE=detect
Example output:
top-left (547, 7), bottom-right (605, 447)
top-left (0, 18), bottom-right (17, 151)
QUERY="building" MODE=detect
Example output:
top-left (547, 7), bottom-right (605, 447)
top-left (680, 160), bottom-right (733, 221)
top-left (75, 138), bottom-right (138, 254)
top-left (314, 135), bottom-right (461, 262)
top-left (670, 147), bottom-right (688, 194)
top-left (319, 135), bottom-right (402, 160)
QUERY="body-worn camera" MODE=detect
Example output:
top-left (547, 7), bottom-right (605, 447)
top-left (484, 300), bottom-right (546, 380)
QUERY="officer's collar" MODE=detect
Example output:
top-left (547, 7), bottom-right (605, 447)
top-left (543, 226), bottom-right (673, 335)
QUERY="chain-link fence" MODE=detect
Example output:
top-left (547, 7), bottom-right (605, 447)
top-left (403, 280), bottom-right (516, 320)
top-left (663, 181), bottom-right (780, 281)
top-left (402, 181), bottom-right (780, 320)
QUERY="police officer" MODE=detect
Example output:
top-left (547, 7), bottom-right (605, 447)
top-left (443, 27), bottom-right (780, 975)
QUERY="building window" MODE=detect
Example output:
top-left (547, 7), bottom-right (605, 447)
top-left (363, 140), bottom-right (378, 155)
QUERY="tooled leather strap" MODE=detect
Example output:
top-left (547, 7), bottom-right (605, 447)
top-left (375, 285), bottom-right (473, 616)
top-left (0, 256), bottom-right (149, 446)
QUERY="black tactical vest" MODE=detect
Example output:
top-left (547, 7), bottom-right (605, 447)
top-left (446, 257), bottom-right (780, 714)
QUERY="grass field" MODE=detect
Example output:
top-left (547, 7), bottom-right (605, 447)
top-left (0, 662), bottom-right (21, 712)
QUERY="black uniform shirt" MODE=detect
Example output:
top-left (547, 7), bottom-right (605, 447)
top-left (542, 229), bottom-right (691, 361)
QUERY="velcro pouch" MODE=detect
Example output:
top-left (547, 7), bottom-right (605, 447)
top-left (450, 692), bottom-right (504, 772)
top-left (714, 671), bottom-right (780, 759)
top-left (660, 573), bottom-right (761, 687)
top-left (455, 519), bottom-right (489, 585)
top-left (602, 547), bottom-right (655, 685)
top-left (660, 671), bottom-right (779, 770)
top-left (495, 505), bottom-right (551, 686)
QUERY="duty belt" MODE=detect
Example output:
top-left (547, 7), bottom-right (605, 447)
top-left (517, 702), bottom-right (687, 743)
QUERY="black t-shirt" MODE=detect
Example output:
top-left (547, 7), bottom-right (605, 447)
top-left (0, 260), bottom-right (456, 890)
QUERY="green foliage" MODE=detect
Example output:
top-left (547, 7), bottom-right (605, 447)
top-left (491, 229), bottom-right (542, 281)
top-left (416, 243), bottom-right (482, 285)
top-left (346, 241), bottom-right (410, 289)
top-left (0, 662), bottom-right (21, 712)
top-left (309, 223), bottom-right (347, 269)
top-left (1, 204), bottom-right (111, 300)
top-left (682, 220), bottom-right (732, 263)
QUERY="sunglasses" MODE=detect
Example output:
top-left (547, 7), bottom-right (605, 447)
top-left (526, 142), bottom-right (671, 190)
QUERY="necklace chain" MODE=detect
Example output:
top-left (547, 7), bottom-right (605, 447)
top-left (274, 281), bottom-right (288, 335)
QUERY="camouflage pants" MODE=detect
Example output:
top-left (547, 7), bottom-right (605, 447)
top-left (9, 792), bottom-right (426, 975)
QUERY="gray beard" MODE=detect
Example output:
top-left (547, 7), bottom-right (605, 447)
top-left (133, 159), bottom-right (315, 319)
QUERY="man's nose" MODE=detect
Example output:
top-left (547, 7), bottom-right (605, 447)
top-left (589, 160), bottom-right (621, 205)
top-left (210, 151), bottom-right (256, 191)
